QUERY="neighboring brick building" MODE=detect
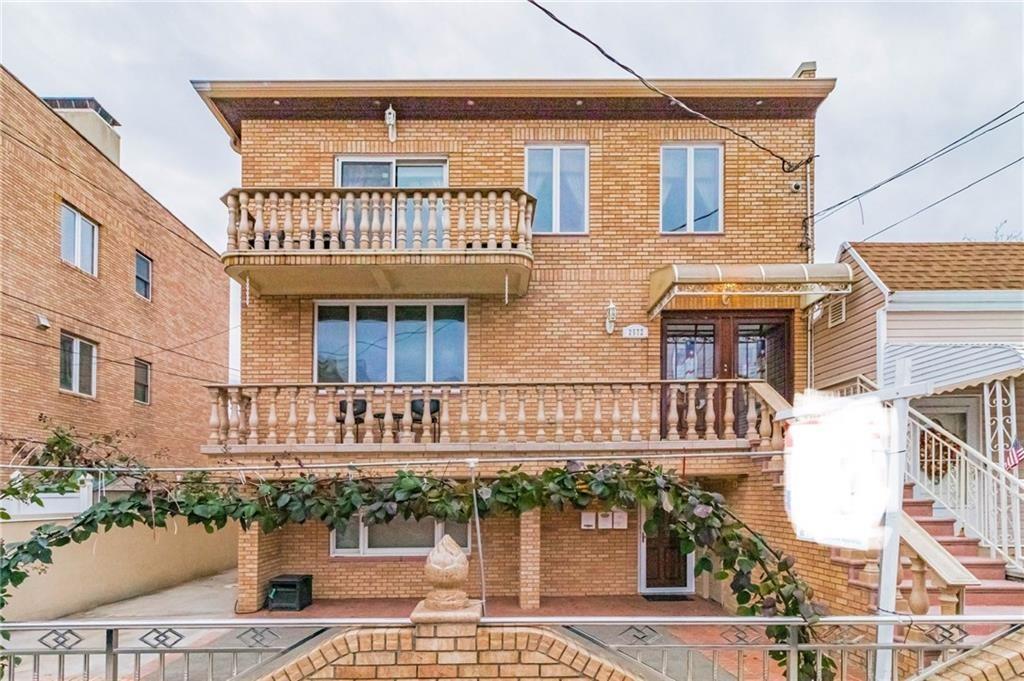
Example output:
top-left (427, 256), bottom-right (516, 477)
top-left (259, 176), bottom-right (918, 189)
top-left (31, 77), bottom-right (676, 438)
top-left (0, 67), bottom-right (230, 466)
top-left (193, 66), bottom-right (860, 612)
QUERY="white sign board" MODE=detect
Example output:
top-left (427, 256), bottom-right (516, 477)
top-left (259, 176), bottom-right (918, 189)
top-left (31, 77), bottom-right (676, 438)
top-left (622, 324), bottom-right (649, 339)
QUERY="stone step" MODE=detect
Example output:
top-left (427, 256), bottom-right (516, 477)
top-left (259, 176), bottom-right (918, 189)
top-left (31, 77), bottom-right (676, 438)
top-left (957, 556), bottom-right (1011, 581)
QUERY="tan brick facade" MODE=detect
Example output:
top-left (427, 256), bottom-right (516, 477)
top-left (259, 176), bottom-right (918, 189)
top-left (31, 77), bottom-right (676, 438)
top-left (259, 624), bottom-right (639, 681)
top-left (206, 79), bottom-right (860, 612)
top-left (0, 68), bottom-right (229, 465)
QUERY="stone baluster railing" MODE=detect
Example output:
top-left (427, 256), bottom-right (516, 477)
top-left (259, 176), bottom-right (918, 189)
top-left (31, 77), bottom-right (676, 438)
top-left (204, 380), bottom-right (784, 449)
top-left (223, 187), bottom-right (535, 254)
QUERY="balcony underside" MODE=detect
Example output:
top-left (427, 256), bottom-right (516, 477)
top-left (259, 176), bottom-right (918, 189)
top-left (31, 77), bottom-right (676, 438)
top-left (223, 251), bottom-right (533, 296)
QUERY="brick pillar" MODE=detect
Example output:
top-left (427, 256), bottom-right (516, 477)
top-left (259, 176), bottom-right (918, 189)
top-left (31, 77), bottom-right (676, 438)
top-left (236, 526), bottom-right (277, 613)
top-left (518, 509), bottom-right (541, 610)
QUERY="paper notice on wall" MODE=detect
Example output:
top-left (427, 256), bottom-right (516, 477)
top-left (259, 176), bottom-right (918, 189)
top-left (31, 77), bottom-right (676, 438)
top-left (784, 390), bottom-right (890, 551)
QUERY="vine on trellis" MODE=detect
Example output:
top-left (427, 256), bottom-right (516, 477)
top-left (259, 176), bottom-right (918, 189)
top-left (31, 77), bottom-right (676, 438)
top-left (0, 427), bottom-right (834, 681)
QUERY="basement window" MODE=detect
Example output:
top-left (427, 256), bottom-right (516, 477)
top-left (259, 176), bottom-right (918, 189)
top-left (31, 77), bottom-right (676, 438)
top-left (330, 515), bottom-right (471, 556)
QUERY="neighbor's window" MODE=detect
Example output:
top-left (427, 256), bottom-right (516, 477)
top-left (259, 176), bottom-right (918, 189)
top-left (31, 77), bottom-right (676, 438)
top-left (526, 145), bottom-right (588, 234)
top-left (315, 302), bottom-right (466, 383)
top-left (661, 145), bottom-right (723, 233)
top-left (331, 514), bottom-right (471, 556)
top-left (60, 203), bottom-right (98, 274)
top-left (59, 332), bottom-right (97, 397)
top-left (135, 252), bottom-right (152, 300)
top-left (134, 358), bottom-right (151, 404)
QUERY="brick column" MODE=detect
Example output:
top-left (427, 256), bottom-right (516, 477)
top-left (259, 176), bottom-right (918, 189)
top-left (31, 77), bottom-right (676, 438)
top-left (236, 526), bottom-right (278, 613)
top-left (518, 508), bottom-right (541, 610)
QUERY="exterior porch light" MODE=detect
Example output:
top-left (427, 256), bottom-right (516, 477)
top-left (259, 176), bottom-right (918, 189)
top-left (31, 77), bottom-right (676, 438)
top-left (604, 300), bottom-right (617, 334)
top-left (384, 104), bottom-right (397, 143)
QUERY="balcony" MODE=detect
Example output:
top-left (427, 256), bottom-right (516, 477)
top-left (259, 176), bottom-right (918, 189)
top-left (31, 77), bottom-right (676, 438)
top-left (201, 379), bottom-right (787, 459)
top-left (221, 187), bottom-right (535, 296)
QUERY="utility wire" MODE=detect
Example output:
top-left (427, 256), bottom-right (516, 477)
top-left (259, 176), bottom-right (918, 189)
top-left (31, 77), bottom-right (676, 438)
top-left (2, 291), bottom-right (235, 373)
top-left (525, 0), bottom-right (812, 173)
top-left (1, 125), bottom-right (221, 264)
top-left (861, 155), bottom-right (1023, 241)
top-left (814, 100), bottom-right (1024, 224)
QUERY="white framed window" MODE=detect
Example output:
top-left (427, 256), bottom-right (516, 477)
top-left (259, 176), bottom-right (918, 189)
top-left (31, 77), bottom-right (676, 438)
top-left (660, 144), bottom-right (723, 233)
top-left (135, 251), bottom-right (152, 300)
top-left (827, 298), bottom-right (847, 328)
top-left (134, 358), bottom-right (151, 404)
top-left (331, 514), bottom-right (471, 557)
top-left (315, 301), bottom-right (467, 383)
top-left (60, 202), bottom-right (98, 274)
top-left (525, 145), bottom-right (588, 234)
top-left (334, 156), bottom-right (449, 247)
top-left (59, 332), bottom-right (97, 397)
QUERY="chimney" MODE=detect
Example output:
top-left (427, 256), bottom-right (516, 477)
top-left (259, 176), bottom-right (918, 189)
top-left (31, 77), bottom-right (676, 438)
top-left (792, 61), bottom-right (817, 79)
top-left (43, 97), bottom-right (121, 165)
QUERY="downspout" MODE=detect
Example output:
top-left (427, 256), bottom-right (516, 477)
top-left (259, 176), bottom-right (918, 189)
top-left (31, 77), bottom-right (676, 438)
top-left (807, 308), bottom-right (814, 389)
top-left (803, 161), bottom-right (814, 262)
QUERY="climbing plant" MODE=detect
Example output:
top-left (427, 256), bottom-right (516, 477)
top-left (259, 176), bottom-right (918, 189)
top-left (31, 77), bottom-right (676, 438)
top-left (1, 427), bottom-right (835, 681)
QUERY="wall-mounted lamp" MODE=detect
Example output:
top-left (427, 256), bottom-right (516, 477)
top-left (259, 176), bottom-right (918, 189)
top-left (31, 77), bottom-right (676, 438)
top-left (604, 300), bottom-right (617, 335)
top-left (384, 104), bottom-right (397, 143)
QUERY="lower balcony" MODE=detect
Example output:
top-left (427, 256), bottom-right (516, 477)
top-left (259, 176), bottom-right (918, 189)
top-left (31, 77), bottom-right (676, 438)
top-left (202, 380), bottom-right (787, 458)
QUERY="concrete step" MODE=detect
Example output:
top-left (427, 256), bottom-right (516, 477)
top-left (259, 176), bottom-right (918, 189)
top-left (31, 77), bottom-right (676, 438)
top-left (915, 516), bottom-right (958, 536)
top-left (903, 498), bottom-right (936, 517)
top-left (957, 556), bottom-right (1011, 581)
top-left (931, 535), bottom-right (984, 557)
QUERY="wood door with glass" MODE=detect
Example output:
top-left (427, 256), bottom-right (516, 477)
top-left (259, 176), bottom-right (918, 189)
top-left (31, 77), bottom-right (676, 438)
top-left (641, 506), bottom-right (690, 592)
top-left (662, 311), bottom-right (792, 438)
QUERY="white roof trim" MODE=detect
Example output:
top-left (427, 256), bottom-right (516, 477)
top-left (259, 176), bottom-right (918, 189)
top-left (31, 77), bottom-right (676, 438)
top-left (888, 290), bottom-right (1024, 312)
top-left (881, 342), bottom-right (1024, 393)
top-left (839, 242), bottom-right (891, 298)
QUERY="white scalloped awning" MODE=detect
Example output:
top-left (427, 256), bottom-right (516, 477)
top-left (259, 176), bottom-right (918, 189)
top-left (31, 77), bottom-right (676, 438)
top-left (882, 343), bottom-right (1024, 393)
top-left (649, 263), bottom-right (852, 315)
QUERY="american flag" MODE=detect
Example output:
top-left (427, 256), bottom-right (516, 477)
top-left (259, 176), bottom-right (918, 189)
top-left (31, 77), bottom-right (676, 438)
top-left (1006, 438), bottom-right (1024, 472)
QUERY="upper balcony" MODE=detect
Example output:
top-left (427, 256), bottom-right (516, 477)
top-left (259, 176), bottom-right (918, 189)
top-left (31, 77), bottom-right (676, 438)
top-left (221, 187), bottom-right (535, 296)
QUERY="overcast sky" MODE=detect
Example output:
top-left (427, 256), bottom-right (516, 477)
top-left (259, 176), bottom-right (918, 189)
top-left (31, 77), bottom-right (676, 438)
top-left (3, 1), bottom-right (1022, 379)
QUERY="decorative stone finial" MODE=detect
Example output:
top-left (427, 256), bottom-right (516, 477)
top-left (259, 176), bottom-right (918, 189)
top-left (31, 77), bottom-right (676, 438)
top-left (410, 534), bottom-right (482, 624)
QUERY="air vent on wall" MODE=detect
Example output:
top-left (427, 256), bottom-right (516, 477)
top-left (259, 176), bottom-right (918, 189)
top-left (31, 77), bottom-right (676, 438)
top-left (827, 298), bottom-right (847, 328)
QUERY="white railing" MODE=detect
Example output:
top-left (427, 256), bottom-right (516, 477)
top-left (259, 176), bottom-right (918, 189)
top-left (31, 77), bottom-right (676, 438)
top-left (825, 375), bottom-right (1024, 575)
top-left (223, 187), bottom-right (534, 254)
top-left (204, 380), bottom-right (786, 451)
top-left (4, 616), bottom-right (1021, 681)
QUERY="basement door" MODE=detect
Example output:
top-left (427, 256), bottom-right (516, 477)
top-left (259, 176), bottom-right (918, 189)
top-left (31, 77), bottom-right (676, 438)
top-left (638, 506), bottom-right (695, 594)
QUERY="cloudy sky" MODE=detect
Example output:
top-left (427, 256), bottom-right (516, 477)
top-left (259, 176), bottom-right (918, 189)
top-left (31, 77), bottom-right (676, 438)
top-left (3, 1), bottom-right (1021, 377)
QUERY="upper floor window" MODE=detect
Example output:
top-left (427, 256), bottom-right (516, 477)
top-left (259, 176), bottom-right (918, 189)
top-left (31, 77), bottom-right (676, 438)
top-left (661, 145), bottom-right (723, 233)
top-left (315, 301), bottom-right (466, 383)
top-left (60, 202), bottom-right (98, 274)
top-left (135, 252), bottom-right (152, 300)
top-left (134, 358), bottom-right (151, 404)
top-left (59, 332), bottom-right (97, 397)
top-left (525, 145), bottom-right (588, 234)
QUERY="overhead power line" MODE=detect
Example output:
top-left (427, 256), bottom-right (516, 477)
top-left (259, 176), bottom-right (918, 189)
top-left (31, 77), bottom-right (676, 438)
top-left (861, 155), bottom-right (1024, 241)
top-left (525, 0), bottom-right (813, 173)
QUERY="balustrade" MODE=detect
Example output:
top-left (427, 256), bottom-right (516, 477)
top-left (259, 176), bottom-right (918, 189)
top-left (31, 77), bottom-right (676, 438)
top-left (205, 380), bottom-right (779, 450)
top-left (224, 187), bottom-right (534, 254)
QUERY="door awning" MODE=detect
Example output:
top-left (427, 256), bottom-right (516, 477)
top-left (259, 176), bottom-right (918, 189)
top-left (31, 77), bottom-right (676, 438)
top-left (882, 342), bottom-right (1024, 393)
top-left (649, 263), bottom-right (852, 316)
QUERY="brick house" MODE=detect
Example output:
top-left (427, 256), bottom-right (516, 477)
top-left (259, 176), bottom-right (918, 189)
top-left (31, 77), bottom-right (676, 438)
top-left (0, 67), bottom-right (230, 467)
top-left (193, 65), bottom-right (864, 613)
